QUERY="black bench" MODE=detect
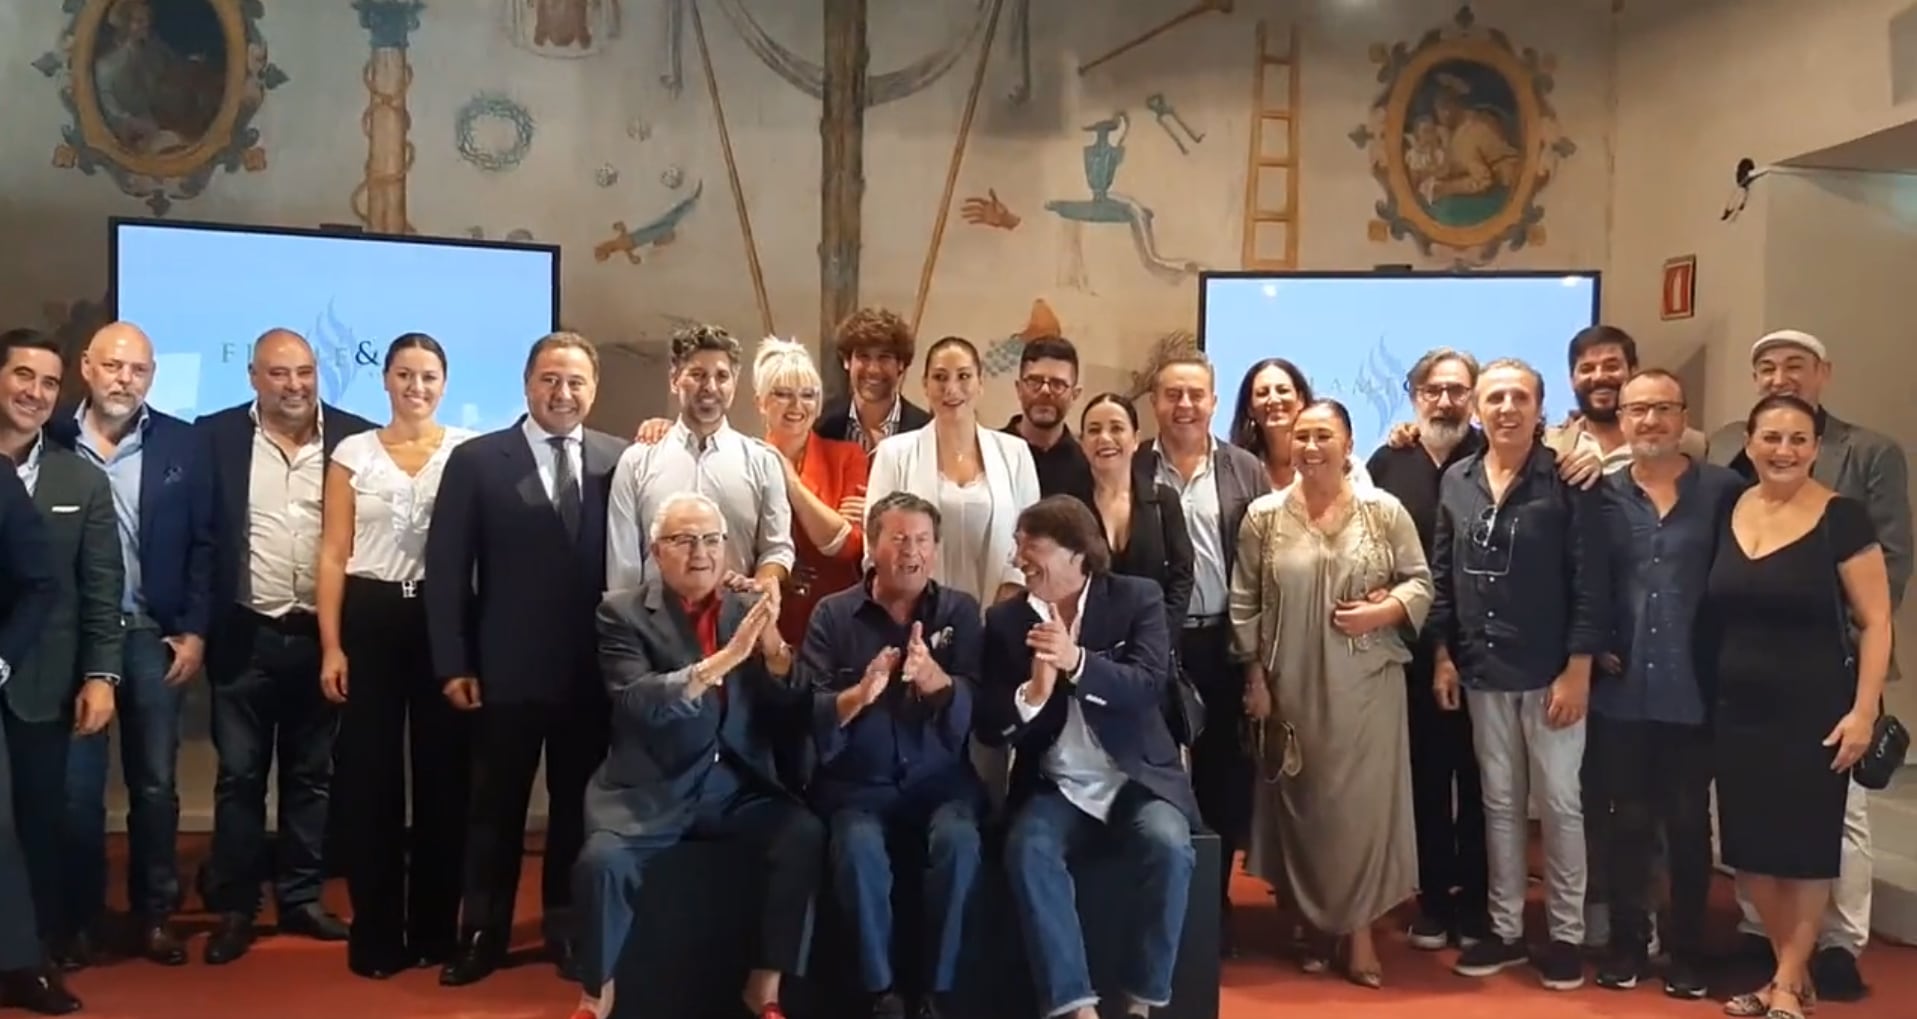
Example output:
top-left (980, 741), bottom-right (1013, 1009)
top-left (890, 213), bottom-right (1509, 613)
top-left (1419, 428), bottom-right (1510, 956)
top-left (611, 828), bottom-right (1223, 1019)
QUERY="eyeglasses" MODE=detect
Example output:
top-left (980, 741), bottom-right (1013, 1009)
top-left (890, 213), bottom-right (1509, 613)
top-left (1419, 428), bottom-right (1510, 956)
top-left (1020, 376), bottom-right (1073, 395)
top-left (659, 532), bottom-right (724, 552)
top-left (1620, 401), bottom-right (1685, 419)
top-left (1415, 383), bottom-right (1472, 403)
top-left (1461, 505), bottom-right (1514, 578)
top-left (766, 387), bottom-right (821, 405)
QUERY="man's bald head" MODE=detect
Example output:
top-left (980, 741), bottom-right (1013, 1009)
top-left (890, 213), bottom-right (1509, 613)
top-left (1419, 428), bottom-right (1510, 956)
top-left (248, 327), bottom-right (318, 425)
top-left (80, 320), bottom-right (156, 424)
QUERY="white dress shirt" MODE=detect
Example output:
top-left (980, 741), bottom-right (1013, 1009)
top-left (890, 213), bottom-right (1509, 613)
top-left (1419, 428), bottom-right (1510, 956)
top-left (1014, 581), bottom-right (1129, 821)
top-left (605, 419), bottom-right (796, 592)
top-left (244, 404), bottom-right (324, 617)
top-left (333, 428), bottom-right (476, 583)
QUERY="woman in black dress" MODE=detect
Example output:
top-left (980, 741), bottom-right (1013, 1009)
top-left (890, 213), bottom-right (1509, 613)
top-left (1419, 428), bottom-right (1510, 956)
top-left (1705, 395), bottom-right (1893, 1019)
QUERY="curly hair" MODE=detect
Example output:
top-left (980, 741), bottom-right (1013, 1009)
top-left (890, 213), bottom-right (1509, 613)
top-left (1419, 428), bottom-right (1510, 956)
top-left (832, 306), bottom-right (915, 365)
top-left (668, 324), bottom-right (743, 372)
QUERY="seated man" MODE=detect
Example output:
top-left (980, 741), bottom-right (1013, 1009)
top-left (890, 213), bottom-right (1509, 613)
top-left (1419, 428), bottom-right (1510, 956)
top-left (981, 495), bottom-right (1199, 1019)
top-left (805, 492), bottom-right (984, 1019)
top-left (570, 492), bottom-right (823, 1019)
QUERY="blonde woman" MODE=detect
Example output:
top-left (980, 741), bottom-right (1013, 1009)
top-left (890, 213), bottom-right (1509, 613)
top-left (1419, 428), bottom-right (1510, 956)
top-left (752, 338), bottom-right (869, 642)
top-left (1231, 399), bottom-right (1430, 987)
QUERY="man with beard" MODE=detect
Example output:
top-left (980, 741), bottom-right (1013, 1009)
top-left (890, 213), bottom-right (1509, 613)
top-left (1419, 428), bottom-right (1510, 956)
top-left (196, 329), bottom-right (370, 963)
top-left (1363, 348), bottom-right (1490, 952)
top-left (425, 332), bottom-right (629, 985)
top-left (1707, 329), bottom-right (1910, 1002)
top-left (1547, 326), bottom-right (1706, 475)
top-left (49, 322), bottom-right (214, 968)
top-left (606, 324), bottom-right (794, 597)
top-left (1005, 337), bottom-right (1094, 505)
top-left (0, 328), bottom-right (122, 1013)
top-left (1587, 370), bottom-right (1740, 998)
top-left (1431, 358), bottom-right (1608, 990)
top-left (816, 308), bottom-right (930, 455)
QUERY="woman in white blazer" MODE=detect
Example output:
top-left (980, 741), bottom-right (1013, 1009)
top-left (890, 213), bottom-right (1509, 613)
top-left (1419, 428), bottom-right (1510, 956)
top-left (865, 336), bottom-right (1041, 607)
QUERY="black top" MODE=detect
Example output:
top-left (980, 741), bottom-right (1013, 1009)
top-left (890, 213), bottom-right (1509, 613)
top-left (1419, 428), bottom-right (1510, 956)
top-left (1367, 430), bottom-right (1486, 558)
top-left (1005, 417), bottom-right (1095, 506)
top-left (1430, 441), bottom-right (1610, 692)
top-left (1087, 479), bottom-right (1195, 633)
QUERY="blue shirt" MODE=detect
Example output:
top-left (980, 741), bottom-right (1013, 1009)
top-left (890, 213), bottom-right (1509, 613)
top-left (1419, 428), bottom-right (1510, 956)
top-left (801, 576), bottom-right (983, 814)
top-left (1595, 459), bottom-right (1745, 725)
top-left (71, 405), bottom-right (149, 617)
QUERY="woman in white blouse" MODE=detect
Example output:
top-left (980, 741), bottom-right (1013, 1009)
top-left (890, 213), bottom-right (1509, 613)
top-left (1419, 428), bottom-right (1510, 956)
top-left (864, 336), bottom-right (1040, 606)
top-left (316, 333), bottom-right (476, 980)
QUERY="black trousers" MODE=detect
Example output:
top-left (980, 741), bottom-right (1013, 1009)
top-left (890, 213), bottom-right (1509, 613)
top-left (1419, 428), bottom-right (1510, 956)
top-left (3, 707), bottom-right (69, 942)
top-left (1181, 622), bottom-right (1247, 907)
top-left (336, 577), bottom-right (471, 963)
top-left (1585, 715), bottom-right (1713, 960)
top-left (204, 608), bottom-right (336, 916)
top-left (573, 786), bottom-right (824, 990)
top-left (459, 695), bottom-right (608, 945)
top-left (1405, 656), bottom-right (1488, 929)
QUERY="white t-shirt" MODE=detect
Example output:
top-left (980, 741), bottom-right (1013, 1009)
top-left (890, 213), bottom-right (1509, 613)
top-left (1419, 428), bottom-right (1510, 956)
top-left (332, 427), bottom-right (476, 583)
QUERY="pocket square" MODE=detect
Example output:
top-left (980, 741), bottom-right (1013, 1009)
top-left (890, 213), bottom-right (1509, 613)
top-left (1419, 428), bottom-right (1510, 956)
top-left (50, 504), bottom-right (79, 514)
top-left (928, 626), bottom-right (954, 650)
top-left (163, 465), bottom-right (184, 484)
top-left (1084, 693), bottom-right (1109, 707)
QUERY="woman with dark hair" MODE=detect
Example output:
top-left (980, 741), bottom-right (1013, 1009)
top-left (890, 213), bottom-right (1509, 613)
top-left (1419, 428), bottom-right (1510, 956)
top-left (1230, 398), bottom-right (1431, 987)
top-left (1080, 393), bottom-right (1194, 630)
top-left (1707, 394), bottom-right (1893, 1019)
top-left (316, 332), bottom-right (477, 978)
top-left (1230, 358), bottom-right (1370, 491)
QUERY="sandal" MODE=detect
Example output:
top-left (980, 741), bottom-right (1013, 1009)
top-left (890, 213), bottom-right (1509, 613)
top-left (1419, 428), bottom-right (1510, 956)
top-left (1334, 936), bottom-right (1384, 989)
top-left (1767, 982), bottom-right (1816, 1018)
top-left (1725, 984), bottom-right (1772, 1017)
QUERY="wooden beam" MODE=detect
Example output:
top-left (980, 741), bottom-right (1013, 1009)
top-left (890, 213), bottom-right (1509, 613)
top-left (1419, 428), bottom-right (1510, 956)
top-left (819, 0), bottom-right (869, 399)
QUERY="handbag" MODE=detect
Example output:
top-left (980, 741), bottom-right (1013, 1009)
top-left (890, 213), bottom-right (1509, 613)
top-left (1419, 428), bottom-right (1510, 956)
top-left (1825, 517), bottom-right (1909, 790)
top-left (1164, 645), bottom-right (1208, 747)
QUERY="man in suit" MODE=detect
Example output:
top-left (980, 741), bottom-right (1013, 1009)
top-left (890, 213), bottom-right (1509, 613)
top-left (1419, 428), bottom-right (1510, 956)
top-left (0, 356), bottom-right (79, 1015)
top-left (1137, 352), bottom-right (1264, 949)
top-left (568, 491), bottom-right (821, 1019)
top-left (425, 331), bottom-right (629, 986)
top-left (1709, 329), bottom-right (1911, 1001)
top-left (49, 322), bottom-right (215, 968)
top-left (980, 495), bottom-right (1198, 1019)
top-left (0, 329), bottom-right (126, 939)
top-left (813, 307), bottom-right (930, 455)
top-left (805, 491), bottom-right (983, 1019)
top-left (196, 328), bottom-right (372, 963)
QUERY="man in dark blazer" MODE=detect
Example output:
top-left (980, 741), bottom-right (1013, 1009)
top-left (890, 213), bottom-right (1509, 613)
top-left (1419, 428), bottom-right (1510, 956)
top-left (567, 491), bottom-right (821, 1019)
top-left (980, 495), bottom-right (1199, 1019)
top-left (812, 306), bottom-right (930, 455)
top-left (0, 328), bottom-right (123, 1012)
top-left (195, 328), bottom-right (372, 964)
top-left (47, 321), bottom-right (216, 968)
top-left (1137, 352), bottom-right (1266, 949)
top-left (425, 332), bottom-right (629, 986)
top-left (0, 390), bottom-right (72, 1014)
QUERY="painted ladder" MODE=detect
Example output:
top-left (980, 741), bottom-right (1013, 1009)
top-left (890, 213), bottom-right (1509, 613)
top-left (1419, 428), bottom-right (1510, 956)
top-left (1241, 20), bottom-right (1301, 269)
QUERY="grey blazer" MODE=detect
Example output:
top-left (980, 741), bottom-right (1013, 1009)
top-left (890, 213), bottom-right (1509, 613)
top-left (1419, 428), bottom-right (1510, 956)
top-left (583, 580), bottom-right (807, 839)
top-left (4, 443), bottom-right (125, 724)
top-left (1133, 436), bottom-right (1267, 585)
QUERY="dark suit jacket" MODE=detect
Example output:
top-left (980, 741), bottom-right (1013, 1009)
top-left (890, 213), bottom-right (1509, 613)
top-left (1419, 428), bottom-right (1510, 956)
top-left (1134, 437), bottom-right (1265, 588)
top-left (977, 572), bottom-right (1199, 824)
top-left (197, 402), bottom-right (375, 625)
top-left (584, 582), bottom-right (807, 838)
top-left (814, 395), bottom-right (931, 447)
top-left (48, 407), bottom-right (216, 637)
top-left (4, 443), bottom-right (125, 724)
top-left (1091, 479), bottom-right (1195, 632)
top-left (0, 467), bottom-right (55, 675)
top-left (424, 419), bottom-right (628, 703)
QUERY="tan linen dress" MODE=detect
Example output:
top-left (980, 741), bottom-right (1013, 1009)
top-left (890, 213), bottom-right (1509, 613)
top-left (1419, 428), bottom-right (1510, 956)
top-left (1228, 483), bottom-right (1431, 935)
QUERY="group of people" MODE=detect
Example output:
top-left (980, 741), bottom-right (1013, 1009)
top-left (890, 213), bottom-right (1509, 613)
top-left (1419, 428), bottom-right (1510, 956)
top-left (0, 307), bottom-right (1902, 1019)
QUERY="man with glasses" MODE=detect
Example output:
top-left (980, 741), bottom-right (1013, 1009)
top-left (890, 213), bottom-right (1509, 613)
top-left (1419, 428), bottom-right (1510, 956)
top-left (1430, 358), bottom-right (1609, 991)
top-left (1365, 348), bottom-right (1491, 952)
top-left (1587, 370), bottom-right (1739, 998)
top-left (1004, 337), bottom-right (1093, 505)
top-left (803, 491), bottom-right (983, 1019)
top-left (816, 307), bottom-right (930, 455)
top-left (606, 324), bottom-right (795, 596)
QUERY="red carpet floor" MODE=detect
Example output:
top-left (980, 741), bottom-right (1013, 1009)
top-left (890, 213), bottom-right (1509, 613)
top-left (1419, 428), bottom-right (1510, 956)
top-left (53, 836), bottom-right (1913, 1019)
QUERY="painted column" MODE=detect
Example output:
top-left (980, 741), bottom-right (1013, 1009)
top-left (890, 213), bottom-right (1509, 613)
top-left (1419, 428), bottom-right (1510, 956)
top-left (352, 0), bottom-right (423, 234)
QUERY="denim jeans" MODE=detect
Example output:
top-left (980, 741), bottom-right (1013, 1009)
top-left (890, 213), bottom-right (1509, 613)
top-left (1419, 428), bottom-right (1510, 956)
top-left (828, 798), bottom-right (982, 995)
top-left (1003, 784), bottom-right (1194, 1017)
top-left (62, 627), bottom-right (181, 928)
top-left (1466, 688), bottom-right (1587, 945)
